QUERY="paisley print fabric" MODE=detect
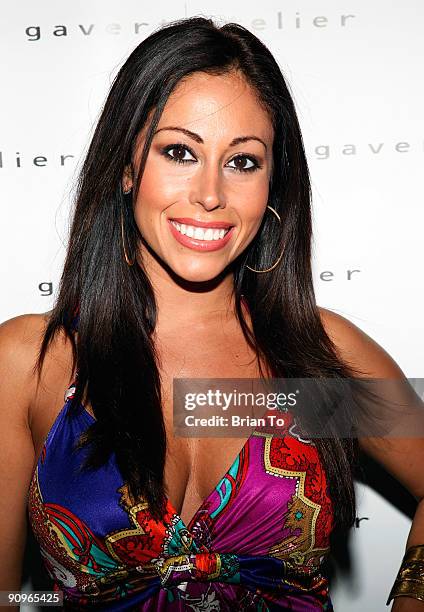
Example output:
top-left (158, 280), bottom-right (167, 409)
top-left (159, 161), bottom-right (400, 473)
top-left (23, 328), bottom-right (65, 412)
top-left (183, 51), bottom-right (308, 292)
top-left (27, 313), bottom-right (335, 610)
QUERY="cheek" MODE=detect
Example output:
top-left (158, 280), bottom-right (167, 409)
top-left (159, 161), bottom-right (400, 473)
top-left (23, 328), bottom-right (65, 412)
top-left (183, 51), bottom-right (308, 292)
top-left (132, 158), bottom-right (177, 231)
top-left (238, 180), bottom-right (270, 226)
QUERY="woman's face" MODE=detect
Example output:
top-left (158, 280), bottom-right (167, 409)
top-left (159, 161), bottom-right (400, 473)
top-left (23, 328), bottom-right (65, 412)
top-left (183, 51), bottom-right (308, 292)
top-left (125, 70), bottom-right (275, 283)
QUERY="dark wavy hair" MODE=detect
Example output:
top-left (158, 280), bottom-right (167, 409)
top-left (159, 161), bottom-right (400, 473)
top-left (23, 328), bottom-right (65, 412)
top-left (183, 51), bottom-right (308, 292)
top-left (35, 16), bottom-right (366, 529)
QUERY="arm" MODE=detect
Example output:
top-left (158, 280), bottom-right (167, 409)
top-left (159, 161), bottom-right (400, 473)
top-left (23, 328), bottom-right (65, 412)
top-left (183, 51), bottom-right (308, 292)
top-left (0, 316), bottom-right (39, 611)
top-left (319, 307), bottom-right (424, 612)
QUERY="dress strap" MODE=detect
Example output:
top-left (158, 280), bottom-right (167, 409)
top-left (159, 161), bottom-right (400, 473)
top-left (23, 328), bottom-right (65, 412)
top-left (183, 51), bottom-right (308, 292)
top-left (64, 381), bottom-right (77, 403)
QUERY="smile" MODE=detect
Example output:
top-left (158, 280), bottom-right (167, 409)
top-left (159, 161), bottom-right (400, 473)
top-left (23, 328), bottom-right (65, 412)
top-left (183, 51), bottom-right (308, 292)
top-left (167, 219), bottom-right (235, 252)
top-left (170, 220), bottom-right (230, 241)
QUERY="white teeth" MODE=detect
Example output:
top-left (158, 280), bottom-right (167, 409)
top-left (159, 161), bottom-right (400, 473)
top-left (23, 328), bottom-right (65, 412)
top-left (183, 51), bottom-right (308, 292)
top-left (170, 221), bottom-right (230, 241)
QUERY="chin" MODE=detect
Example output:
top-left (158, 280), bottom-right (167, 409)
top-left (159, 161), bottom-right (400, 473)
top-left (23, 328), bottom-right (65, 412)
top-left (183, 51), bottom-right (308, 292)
top-left (171, 261), bottom-right (228, 284)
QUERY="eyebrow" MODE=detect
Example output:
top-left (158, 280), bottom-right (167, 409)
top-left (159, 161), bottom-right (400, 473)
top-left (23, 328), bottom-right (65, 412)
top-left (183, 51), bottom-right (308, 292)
top-left (154, 126), bottom-right (268, 151)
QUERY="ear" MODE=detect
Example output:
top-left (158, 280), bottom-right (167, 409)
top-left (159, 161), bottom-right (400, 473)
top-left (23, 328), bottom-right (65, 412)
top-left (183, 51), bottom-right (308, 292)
top-left (122, 164), bottom-right (133, 193)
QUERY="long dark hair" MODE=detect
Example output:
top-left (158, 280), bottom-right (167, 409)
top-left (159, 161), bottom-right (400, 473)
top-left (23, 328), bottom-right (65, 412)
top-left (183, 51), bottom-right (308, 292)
top-left (35, 16), bottom-right (366, 529)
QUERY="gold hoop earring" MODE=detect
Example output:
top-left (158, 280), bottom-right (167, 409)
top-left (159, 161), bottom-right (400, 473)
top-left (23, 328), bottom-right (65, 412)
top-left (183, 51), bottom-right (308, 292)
top-left (245, 205), bottom-right (284, 274)
top-left (120, 210), bottom-right (135, 266)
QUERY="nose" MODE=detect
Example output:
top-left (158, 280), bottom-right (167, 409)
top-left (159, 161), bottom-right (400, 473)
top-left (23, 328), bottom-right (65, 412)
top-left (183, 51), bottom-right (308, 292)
top-left (189, 161), bottom-right (226, 212)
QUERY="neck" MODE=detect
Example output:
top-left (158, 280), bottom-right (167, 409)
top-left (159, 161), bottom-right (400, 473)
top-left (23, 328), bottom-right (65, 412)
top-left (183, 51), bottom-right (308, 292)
top-left (139, 251), bottom-right (240, 334)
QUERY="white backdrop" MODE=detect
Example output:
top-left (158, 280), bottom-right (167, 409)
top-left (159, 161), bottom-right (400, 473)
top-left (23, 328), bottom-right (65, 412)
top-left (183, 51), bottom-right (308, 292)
top-left (1, 1), bottom-right (423, 610)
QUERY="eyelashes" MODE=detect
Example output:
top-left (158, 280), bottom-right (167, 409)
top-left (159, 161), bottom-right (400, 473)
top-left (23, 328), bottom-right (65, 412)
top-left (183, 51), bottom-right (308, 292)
top-left (160, 143), bottom-right (262, 173)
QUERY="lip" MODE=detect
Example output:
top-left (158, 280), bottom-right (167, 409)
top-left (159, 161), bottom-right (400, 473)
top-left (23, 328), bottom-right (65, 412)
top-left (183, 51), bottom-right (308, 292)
top-left (167, 219), bottom-right (235, 252)
top-left (168, 217), bottom-right (234, 229)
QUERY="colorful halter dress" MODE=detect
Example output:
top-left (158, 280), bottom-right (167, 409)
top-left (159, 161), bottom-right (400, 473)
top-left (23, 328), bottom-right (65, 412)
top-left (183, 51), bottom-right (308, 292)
top-left (27, 313), bottom-right (335, 611)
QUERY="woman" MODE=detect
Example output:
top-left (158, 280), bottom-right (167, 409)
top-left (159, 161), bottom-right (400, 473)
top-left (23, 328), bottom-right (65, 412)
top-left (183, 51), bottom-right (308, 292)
top-left (0, 16), bottom-right (423, 611)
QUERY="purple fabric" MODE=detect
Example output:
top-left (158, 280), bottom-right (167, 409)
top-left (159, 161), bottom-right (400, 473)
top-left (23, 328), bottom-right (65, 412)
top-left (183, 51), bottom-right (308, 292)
top-left (27, 315), bottom-right (335, 610)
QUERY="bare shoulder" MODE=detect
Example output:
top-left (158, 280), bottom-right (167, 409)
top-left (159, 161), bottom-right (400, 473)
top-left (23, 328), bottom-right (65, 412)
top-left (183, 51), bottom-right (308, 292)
top-left (317, 306), bottom-right (405, 378)
top-left (317, 307), bottom-right (424, 502)
top-left (0, 313), bottom-right (50, 409)
top-left (0, 311), bottom-right (50, 353)
top-left (0, 311), bottom-right (74, 423)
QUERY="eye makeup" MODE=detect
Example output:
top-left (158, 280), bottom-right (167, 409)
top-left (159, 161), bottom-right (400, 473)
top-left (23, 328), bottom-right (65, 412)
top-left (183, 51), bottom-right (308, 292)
top-left (159, 142), bottom-right (263, 173)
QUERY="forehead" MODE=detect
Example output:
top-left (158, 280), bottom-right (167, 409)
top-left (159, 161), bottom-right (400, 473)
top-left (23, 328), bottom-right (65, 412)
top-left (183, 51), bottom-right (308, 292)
top-left (156, 70), bottom-right (274, 141)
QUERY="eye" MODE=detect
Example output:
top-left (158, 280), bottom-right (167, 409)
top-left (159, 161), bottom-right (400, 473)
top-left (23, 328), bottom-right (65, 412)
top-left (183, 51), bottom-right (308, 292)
top-left (161, 143), bottom-right (196, 164)
top-left (227, 155), bottom-right (261, 173)
top-left (160, 144), bottom-right (262, 174)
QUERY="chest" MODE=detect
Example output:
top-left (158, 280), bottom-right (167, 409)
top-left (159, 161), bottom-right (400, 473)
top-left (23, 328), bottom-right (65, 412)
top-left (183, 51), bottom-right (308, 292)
top-left (31, 321), bottom-right (265, 526)
top-left (155, 327), bottom-right (265, 525)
